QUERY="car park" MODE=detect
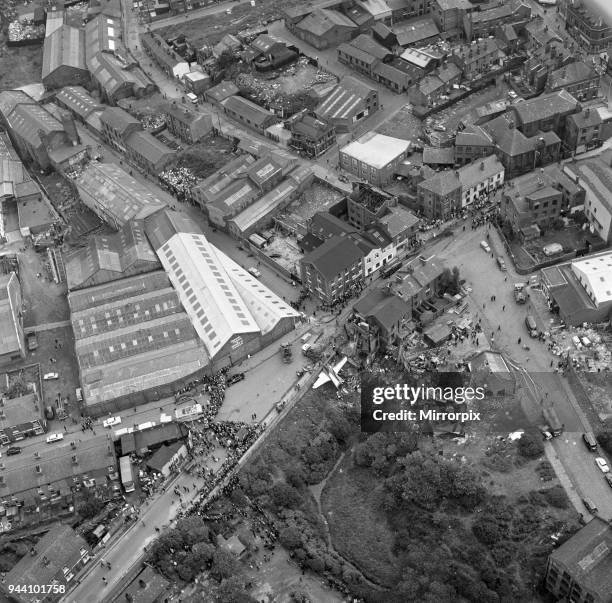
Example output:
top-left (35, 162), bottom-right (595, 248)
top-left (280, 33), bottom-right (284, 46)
top-left (595, 457), bottom-right (610, 473)
top-left (46, 433), bottom-right (64, 444)
top-left (6, 447), bottom-right (21, 456)
top-left (43, 372), bottom-right (59, 380)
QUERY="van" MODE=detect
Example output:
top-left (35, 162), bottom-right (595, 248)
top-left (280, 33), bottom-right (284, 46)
top-left (75, 388), bottom-right (83, 402)
top-left (525, 315), bottom-right (537, 336)
top-left (583, 432), bottom-right (598, 452)
top-left (46, 433), bottom-right (64, 444)
top-left (300, 332), bottom-right (312, 344)
top-left (301, 343), bottom-right (312, 354)
top-left (582, 498), bottom-right (598, 514)
top-left (186, 92), bottom-right (198, 104)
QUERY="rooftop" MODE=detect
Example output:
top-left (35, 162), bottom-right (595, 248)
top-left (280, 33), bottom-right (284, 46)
top-left (550, 517), bottom-right (612, 598)
top-left (126, 131), bottom-right (175, 165)
top-left (420, 154), bottom-right (503, 195)
top-left (548, 61), bottom-right (599, 89)
top-left (76, 163), bottom-right (166, 228)
top-left (400, 47), bottom-right (436, 69)
top-left (55, 86), bottom-right (103, 119)
top-left (455, 123), bottom-right (495, 146)
top-left (568, 108), bottom-right (602, 129)
top-left (64, 220), bottom-right (160, 290)
top-left (221, 95), bottom-right (277, 127)
top-left (99, 106), bottom-right (141, 135)
top-left (316, 75), bottom-right (376, 121)
top-left (42, 25), bottom-right (86, 80)
top-left (394, 17), bottom-right (440, 47)
top-left (6, 103), bottom-right (64, 149)
top-left (565, 154), bottom-right (612, 215)
top-left (0, 273), bottom-right (21, 358)
top-left (302, 235), bottom-right (366, 280)
top-left (118, 566), bottom-right (170, 603)
top-left (296, 8), bottom-right (357, 36)
top-left (511, 89), bottom-right (579, 125)
top-left (341, 132), bottom-right (409, 169)
top-left (571, 252), bottom-right (612, 307)
top-left (0, 393), bottom-right (42, 430)
top-left (5, 524), bottom-right (88, 599)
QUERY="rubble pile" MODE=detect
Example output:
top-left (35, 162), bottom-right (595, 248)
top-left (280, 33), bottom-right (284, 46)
top-left (8, 19), bottom-right (44, 42)
top-left (159, 166), bottom-right (198, 195)
top-left (140, 113), bottom-right (166, 129)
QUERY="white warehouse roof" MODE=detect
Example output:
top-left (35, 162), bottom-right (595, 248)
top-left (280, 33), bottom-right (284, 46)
top-left (572, 252), bottom-right (612, 307)
top-left (340, 132), bottom-right (409, 170)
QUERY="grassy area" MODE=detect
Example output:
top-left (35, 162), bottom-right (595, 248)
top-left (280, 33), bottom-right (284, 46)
top-left (321, 462), bottom-right (401, 588)
top-left (158, 0), bottom-right (296, 46)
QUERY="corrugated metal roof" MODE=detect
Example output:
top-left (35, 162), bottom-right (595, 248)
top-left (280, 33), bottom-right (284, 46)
top-left (0, 273), bottom-right (21, 358)
top-left (6, 103), bottom-right (64, 148)
top-left (42, 25), bottom-right (86, 80)
top-left (156, 233), bottom-right (260, 358)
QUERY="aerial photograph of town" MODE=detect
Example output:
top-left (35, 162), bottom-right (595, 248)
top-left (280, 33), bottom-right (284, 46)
top-left (1, 0), bottom-right (612, 600)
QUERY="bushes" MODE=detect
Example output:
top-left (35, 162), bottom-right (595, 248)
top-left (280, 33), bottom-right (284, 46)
top-left (540, 485), bottom-right (569, 509)
top-left (473, 516), bottom-right (503, 545)
top-left (516, 431), bottom-right (544, 459)
top-left (596, 431), bottom-right (612, 456)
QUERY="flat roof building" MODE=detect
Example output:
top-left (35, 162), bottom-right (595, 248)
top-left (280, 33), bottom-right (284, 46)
top-left (339, 132), bottom-right (410, 186)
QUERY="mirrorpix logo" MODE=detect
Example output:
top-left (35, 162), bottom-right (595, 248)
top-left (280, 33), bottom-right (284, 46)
top-left (360, 371), bottom-right (484, 432)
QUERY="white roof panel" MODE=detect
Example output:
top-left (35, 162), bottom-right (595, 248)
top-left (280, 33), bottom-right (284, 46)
top-left (157, 233), bottom-right (260, 357)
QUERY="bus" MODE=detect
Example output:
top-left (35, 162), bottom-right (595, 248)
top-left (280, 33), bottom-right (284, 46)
top-left (119, 456), bottom-right (135, 493)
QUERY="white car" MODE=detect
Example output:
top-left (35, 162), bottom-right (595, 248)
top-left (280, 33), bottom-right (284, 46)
top-left (480, 241), bottom-right (491, 253)
top-left (248, 267), bottom-right (262, 278)
top-left (43, 372), bottom-right (59, 380)
top-left (103, 416), bottom-right (122, 428)
top-left (46, 433), bottom-right (64, 444)
top-left (595, 457), bottom-right (610, 473)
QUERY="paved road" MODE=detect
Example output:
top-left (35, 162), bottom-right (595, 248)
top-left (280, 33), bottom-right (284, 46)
top-left (28, 320), bottom-right (72, 332)
top-left (429, 219), bottom-right (612, 520)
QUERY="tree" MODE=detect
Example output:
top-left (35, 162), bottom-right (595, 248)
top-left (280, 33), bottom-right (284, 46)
top-left (214, 576), bottom-right (256, 603)
top-left (516, 431), bottom-right (544, 458)
top-left (77, 493), bottom-right (104, 519)
top-left (597, 430), bottom-right (612, 456)
top-left (278, 526), bottom-right (302, 550)
top-left (211, 549), bottom-right (239, 582)
top-left (472, 515), bottom-right (503, 545)
top-left (270, 482), bottom-right (302, 510)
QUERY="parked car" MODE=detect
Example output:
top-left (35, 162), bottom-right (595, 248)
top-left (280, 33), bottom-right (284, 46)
top-left (514, 289), bottom-right (526, 304)
top-left (103, 416), bottom-right (122, 428)
top-left (582, 498), bottom-right (598, 514)
top-left (46, 433), bottom-right (64, 444)
top-left (480, 241), bottom-right (491, 253)
top-left (595, 457), bottom-right (610, 473)
top-left (605, 474), bottom-right (612, 488)
top-left (525, 315), bottom-right (538, 337)
top-left (247, 267), bottom-right (262, 278)
top-left (227, 373), bottom-right (245, 386)
top-left (583, 432), bottom-right (598, 452)
top-left (26, 332), bottom-right (38, 351)
top-left (6, 447), bottom-right (21, 456)
top-left (497, 257), bottom-right (506, 271)
top-left (43, 372), bottom-right (59, 380)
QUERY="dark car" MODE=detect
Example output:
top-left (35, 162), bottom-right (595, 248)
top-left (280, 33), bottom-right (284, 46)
top-left (6, 447), bottom-right (22, 456)
top-left (606, 474), bottom-right (612, 488)
top-left (227, 373), bottom-right (245, 386)
top-left (26, 332), bottom-right (38, 351)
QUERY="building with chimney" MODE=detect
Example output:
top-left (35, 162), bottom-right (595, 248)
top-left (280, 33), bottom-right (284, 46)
top-left (559, 0), bottom-right (612, 54)
top-left (546, 61), bottom-right (600, 101)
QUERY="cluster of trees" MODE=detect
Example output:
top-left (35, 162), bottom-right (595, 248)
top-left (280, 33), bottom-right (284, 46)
top-left (384, 451), bottom-right (485, 512)
top-left (516, 430), bottom-right (545, 459)
top-left (146, 516), bottom-right (252, 600)
top-left (597, 430), bottom-right (612, 456)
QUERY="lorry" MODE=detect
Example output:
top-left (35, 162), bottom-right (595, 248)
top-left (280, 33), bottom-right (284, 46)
top-left (280, 342), bottom-right (292, 363)
top-left (541, 406), bottom-right (564, 437)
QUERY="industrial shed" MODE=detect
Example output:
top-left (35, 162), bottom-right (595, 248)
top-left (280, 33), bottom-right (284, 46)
top-left (42, 25), bottom-right (89, 90)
